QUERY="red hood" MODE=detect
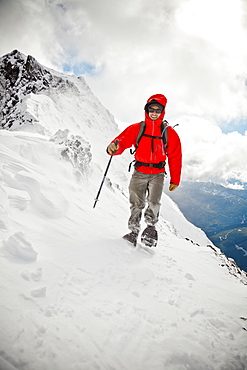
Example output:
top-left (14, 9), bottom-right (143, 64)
top-left (146, 94), bottom-right (167, 107)
top-left (145, 94), bottom-right (167, 124)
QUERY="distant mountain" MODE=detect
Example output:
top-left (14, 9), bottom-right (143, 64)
top-left (165, 181), bottom-right (247, 272)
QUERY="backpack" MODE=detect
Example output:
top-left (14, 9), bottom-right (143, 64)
top-left (131, 120), bottom-right (169, 154)
top-left (128, 120), bottom-right (170, 171)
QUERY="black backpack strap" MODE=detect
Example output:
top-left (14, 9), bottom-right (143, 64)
top-left (130, 121), bottom-right (146, 155)
top-left (130, 120), bottom-right (169, 156)
top-left (128, 120), bottom-right (170, 171)
top-left (128, 159), bottom-right (136, 172)
top-left (136, 121), bottom-right (146, 146)
top-left (161, 120), bottom-right (179, 150)
top-left (135, 161), bottom-right (166, 169)
top-left (128, 160), bottom-right (166, 172)
top-left (142, 133), bottom-right (163, 139)
top-left (161, 120), bottom-right (169, 148)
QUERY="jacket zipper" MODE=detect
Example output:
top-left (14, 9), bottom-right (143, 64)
top-left (151, 120), bottom-right (155, 156)
top-left (150, 121), bottom-right (155, 172)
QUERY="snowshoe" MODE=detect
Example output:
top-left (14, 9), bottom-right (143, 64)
top-left (123, 231), bottom-right (138, 247)
top-left (141, 226), bottom-right (158, 247)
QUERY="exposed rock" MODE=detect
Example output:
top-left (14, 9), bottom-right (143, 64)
top-left (0, 49), bottom-right (78, 129)
top-left (51, 129), bottom-right (92, 177)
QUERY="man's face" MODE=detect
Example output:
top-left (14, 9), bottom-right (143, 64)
top-left (148, 105), bottom-right (162, 120)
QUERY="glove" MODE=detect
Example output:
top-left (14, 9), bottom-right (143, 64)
top-left (107, 142), bottom-right (119, 155)
top-left (169, 183), bottom-right (178, 191)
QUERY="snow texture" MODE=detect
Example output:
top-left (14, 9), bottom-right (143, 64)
top-left (0, 51), bottom-right (247, 370)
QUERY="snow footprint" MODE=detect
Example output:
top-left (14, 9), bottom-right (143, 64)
top-left (21, 267), bottom-right (43, 281)
top-left (21, 267), bottom-right (47, 298)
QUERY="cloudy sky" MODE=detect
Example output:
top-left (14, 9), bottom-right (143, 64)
top-left (1, 0), bottom-right (247, 185)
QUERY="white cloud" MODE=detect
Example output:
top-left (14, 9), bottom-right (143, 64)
top-left (1, 0), bottom-right (247, 185)
top-left (1, 0), bottom-right (246, 127)
top-left (176, 0), bottom-right (245, 53)
top-left (0, 0), bottom-right (64, 69)
top-left (175, 116), bottom-right (247, 184)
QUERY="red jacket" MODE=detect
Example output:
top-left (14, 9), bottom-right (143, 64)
top-left (110, 96), bottom-right (182, 185)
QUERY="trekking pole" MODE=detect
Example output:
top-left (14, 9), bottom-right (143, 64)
top-left (93, 141), bottom-right (118, 208)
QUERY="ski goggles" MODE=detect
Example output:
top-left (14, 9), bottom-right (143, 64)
top-left (148, 107), bottom-right (162, 114)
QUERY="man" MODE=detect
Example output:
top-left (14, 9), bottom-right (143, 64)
top-left (107, 94), bottom-right (182, 247)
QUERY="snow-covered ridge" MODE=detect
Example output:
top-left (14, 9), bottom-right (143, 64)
top-left (1, 128), bottom-right (246, 370)
top-left (0, 49), bottom-right (117, 137)
top-left (0, 50), bottom-right (76, 129)
top-left (0, 50), bottom-right (247, 370)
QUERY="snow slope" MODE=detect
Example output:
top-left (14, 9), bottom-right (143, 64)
top-left (0, 52), bottom-right (247, 370)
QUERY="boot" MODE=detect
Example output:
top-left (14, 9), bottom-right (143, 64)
top-left (141, 226), bottom-right (158, 247)
top-left (123, 231), bottom-right (138, 247)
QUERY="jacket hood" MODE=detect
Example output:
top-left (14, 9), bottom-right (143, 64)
top-left (146, 94), bottom-right (167, 107)
top-left (144, 94), bottom-right (167, 110)
top-left (144, 94), bottom-right (167, 122)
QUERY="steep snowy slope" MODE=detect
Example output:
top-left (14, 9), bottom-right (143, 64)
top-left (0, 51), bottom-right (247, 370)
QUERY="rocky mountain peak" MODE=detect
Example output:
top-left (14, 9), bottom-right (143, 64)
top-left (0, 50), bottom-right (76, 129)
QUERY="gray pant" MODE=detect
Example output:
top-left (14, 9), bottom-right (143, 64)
top-left (128, 170), bottom-right (165, 233)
